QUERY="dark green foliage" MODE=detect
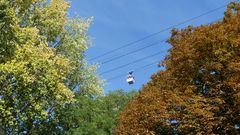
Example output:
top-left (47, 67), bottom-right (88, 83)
top-left (59, 90), bottom-right (136, 135)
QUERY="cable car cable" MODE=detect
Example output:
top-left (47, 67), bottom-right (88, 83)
top-left (100, 50), bottom-right (166, 75)
top-left (108, 62), bottom-right (159, 81)
top-left (89, 3), bottom-right (228, 61)
top-left (101, 40), bottom-right (166, 64)
top-left (101, 18), bottom-right (222, 77)
top-left (102, 17), bottom-right (224, 82)
top-left (100, 18), bottom-right (222, 65)
top-left (106, 60), bottom-right (161, 81)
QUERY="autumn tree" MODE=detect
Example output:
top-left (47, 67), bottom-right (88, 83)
top-left (0, 0), bottom-right (103, 134)
top-left (116, 2), bottom-right (240, 135)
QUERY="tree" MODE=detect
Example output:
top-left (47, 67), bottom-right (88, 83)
top-left (99, 90), bottom-right (136, 135)
top-left (0, 0), bottom-right (19, 63)
top-left (116, 2), bottom-right (240, 135)
top-left (55, 17), bottom-right (103, 96)
top-left (0, 0), bottom-right (103, 134)
top-left (63, 90), bottom-right (136, 135)
top-left (0, 17), bottom-right (74, 135)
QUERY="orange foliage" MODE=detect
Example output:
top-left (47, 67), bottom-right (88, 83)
top-left (116, 2), bottom-right (240, 135)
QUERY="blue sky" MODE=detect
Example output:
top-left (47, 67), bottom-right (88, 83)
top-left (68, 0), bottom-right (231, 93)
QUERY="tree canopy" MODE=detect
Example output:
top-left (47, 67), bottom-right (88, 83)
top-left (0, 0), bottom-right (103, 134)
top-left (64, 90), bottom-right (136, 135)
top-left (116, 2), bottom-right (240, 135)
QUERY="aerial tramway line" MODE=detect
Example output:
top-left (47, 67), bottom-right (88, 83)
top-left (88, 3), bottom-right (229, 85)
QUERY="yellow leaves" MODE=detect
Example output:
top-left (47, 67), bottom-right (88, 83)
top-left (185, 85), bottom-right (195, 94)
top-left (53, 54), bottom-right (72, 75)
top-left (52, 0), bottom-right (70, 13)
top-left (56, 83), bottom-right (75, 101)
top-left (18, 27), bottom-right (40, 45)
top-left (0, 22), bottom-right (74, 132)
top-left (12, 0), bottom-right (41, 13)
top-left (40, 111), bottom-right (48, 118)
top-left (34, 104), bottom-right (42, 111)
top-left (33, 0), bottom-right (70, 41)
top-left (0, 2), bottom-right (20, 63)
top-left (214, 48), bottom-right (233, 63)
top-left (0, 0), bottom-right (105, 133)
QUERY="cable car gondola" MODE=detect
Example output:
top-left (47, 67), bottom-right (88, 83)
top-left (126, 71), bottom-right (135, 85)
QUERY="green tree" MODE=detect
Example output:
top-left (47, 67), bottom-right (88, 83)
top-left (55, 17), bottom-right (103, 96)
top-left (98, 90), bottom-right (136, 135)
top-left (0, 19), bottom-right (74, 135)
top-left (0, 0), bottom-right (103, 134)
top-left (116, 2), bottom-right (240, 135)
top-left (0, 0), bottom-right (19, 63)
top-left (63, 90), bottom-right (136, 135)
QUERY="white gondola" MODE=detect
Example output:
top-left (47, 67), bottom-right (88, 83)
top-left (126, 71), bottom-right (135, 84)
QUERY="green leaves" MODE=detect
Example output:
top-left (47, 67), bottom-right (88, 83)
top-left (32, 0), bottom-right (69, 41)
top-left (0, 1), bottom-right (19, 63)
top-left (59, 90), bottom-right (136, 135)
top-left (0, 0), bottom-right (103, 134)
top-left (56, 17), bottom-right (103, 96)
top-left (0, 31), bottom-right (74, 133)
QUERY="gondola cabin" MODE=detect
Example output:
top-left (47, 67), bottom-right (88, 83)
top-left (126, 71), bottom-right (135, 85)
